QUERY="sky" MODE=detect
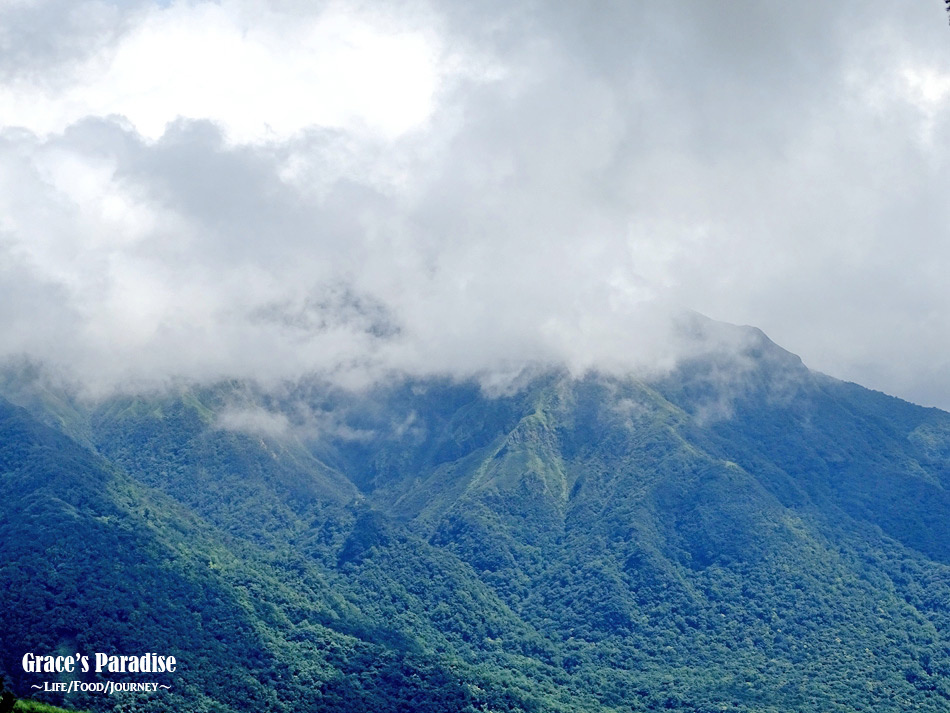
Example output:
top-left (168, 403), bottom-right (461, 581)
top-left (1, 0), bottom-right (950, 407)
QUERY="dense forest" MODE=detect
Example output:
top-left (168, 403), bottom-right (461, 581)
top-left (2, 323), bottom-right (950, 712)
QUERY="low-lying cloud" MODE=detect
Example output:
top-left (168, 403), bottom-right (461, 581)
top-left (1, 0), bottom-right (949, 407)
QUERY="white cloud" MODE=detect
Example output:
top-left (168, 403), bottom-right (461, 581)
top-left (0, 0), bottom-right (446, 143)
top-left (1, 1), bottom-right (950, 409)
top-left (216, 404), bottom-right (290, 438)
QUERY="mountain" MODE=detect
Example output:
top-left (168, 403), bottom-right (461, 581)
top-left (2, 323), bottom-right (950, 712)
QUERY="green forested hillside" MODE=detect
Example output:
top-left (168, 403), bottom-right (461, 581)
top-left (13, 701), bottom-right (88, 713)
top-left (3, 325), bottom-right (950, 711)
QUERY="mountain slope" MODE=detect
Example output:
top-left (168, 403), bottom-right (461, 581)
top-left (3, 323), bottom-right (950, 711)
top-left (0, 397), bottom-right (558, 713)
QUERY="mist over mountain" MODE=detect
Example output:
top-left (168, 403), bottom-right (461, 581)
top-left (0, 1), bottom-right (949, 406)
top-left (4, 322), bottom-right (950, 712)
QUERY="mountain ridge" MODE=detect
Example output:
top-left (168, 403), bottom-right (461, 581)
top-left (3, 321), bottom-right (950, 711)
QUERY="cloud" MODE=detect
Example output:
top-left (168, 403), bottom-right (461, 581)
top-left (216, 404), bottom-right (290, 439)
top-left (1, 0), bottom-right (950, 408)
top-left (0, 0), bottom-right (132, 85)
top-left (0, 0), bottom-right (449, 142)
